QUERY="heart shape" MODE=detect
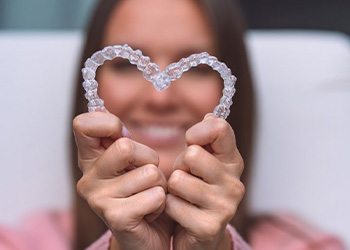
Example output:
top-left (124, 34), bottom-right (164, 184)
top-left (81, 44), bottom-right (236, 119)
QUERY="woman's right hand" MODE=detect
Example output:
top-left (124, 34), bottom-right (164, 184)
top-left (73, 112), bottom-right (172, 250)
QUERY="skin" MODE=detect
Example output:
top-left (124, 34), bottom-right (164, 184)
top-left (73, 0), bottom-right (245, 249)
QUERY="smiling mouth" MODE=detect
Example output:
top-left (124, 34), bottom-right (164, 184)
top-left (127, 122), bottom-right (187, 147)
top-left (141, 125), bottom-right (183, 138)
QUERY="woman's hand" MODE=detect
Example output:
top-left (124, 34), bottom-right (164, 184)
top-left (73, 112), bottom-right (172, 250)
top-left (165, 113), bottom-right (245, 250)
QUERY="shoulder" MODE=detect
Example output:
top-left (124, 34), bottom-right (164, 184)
top-left (0, 209), bottom-right (73, 250)
top-left (249, 213), bottom-right (345, 250)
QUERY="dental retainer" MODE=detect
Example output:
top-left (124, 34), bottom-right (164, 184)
top-left (82, 44), bottom-right (236, 119)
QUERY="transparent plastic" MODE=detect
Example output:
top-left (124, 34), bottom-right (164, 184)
top-left (82, 44), bottom-right (237, 119)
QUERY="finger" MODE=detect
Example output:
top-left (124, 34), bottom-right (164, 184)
top-left (173, 145), bottom-right (229, 183)
top-left (165, 194), bottom-right (210, 235)
top-left (124, 186), bottom-right (166, 220)
top-left (185, 113), bottom-right (239, 163)
top-left (94, 137), bottom-right (159, 178)
top-left (168, 170), bottom-right (213, 209)
top-left (144, 199), bottom-right (166, 223)
top-left (104, 164), bottom-right (167, 198)
top-left (104, 186), bottom-right (166, 231)
top-left (167, 169), bottom-right (245, 214)
top-left (73, 112), bottom-right (124, 161)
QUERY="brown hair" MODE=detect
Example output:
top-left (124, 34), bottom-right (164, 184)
top-left (71, 0), bottom-right (255, 248)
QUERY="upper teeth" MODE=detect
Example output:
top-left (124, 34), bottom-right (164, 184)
top-left (142, 126), bottom-right (181, 138)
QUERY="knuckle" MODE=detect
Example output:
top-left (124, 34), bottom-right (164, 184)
top-left (228, 150), bottom-right (245, 178)
top-left (184, 129), bottom-right (190, 141)
top-left (109, 121), bottom-right (121, 135)
top-left (72, 114), bottom-right (85, 131)
top-left (183, 145), bottom-right (201, 166)
top-left (103, 208), bottom-right (124, 231)
top-left (76, 177), bottom-right (87, 198)
top-left (87, 195), bottom-right (104, 214)
top-left (93, 185), bottom-right (111, 200)
top-left (114, 137), bottom-right (134, 162)
top-left (214, 119), bottom-right (231, 137)
top-left (76, 175), bottom-right (109, 214)
top-left (80, 186), bottom-right (103, 213)
top-left (215, 195), bottom-right (230, 210)
top-left (142, 164), bottom-right (160, 182)
top-left (149, 148), bottom-right (160, 166)
top-left (77, 158), bottom-right (94, 173)
top-left (76, 174), bottom-right (92, 199)
top-left (110, 115), bottom-right (122, 129)
top-left (233, 180), bottom-right (246, 198)
top-left (231, 153), bottom-right (244, 176)
top-left (184, 128), bottom-right (194, 142)
top-left (223, 178), bottom-right (245, 207)
top-left (168, 170), bottom-right (184, 191)
top-left (237, 161), bottom-right (245, 177)
top-left (152, 186), bottom-right (166, 203)
top-left (199, 220), bottom-right (221, 240)
top-left (237, 152), bottom-right (245, 167)
top-left (216, 198), bottom-right (237, 221)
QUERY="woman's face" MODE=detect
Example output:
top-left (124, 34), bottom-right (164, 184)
top-left (98, 0), bottom-right (221, 178)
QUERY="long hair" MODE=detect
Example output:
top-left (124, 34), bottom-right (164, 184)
top-left (70, 0), bottom-right (255, 248)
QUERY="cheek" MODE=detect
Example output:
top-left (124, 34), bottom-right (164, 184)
top-left (97, 69), bottom-right (144, 115)
top-left (177, 76), bottom-right (222, 115)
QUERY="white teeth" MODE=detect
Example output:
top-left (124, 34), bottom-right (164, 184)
top-left (141, 126), bottom-right (181, 138)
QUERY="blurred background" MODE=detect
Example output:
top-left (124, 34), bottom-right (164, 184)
top-left (0, 0), bottom-right (349, 247)
top-left (1, 0), bottom-right (349, 33)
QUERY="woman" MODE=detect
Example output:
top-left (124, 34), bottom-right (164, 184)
top-left (0, 0), bottom-right (344, 249)
top-left (72, 0), bottom-right (345, 249)
top-left (73, 0), bottom-right (252, 249)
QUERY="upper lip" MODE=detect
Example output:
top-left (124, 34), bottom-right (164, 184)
top-left (127, 117), bottom-right (191, 129)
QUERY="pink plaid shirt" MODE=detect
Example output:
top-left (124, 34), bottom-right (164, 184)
top-left (0, 211), bottom-right (345, 250)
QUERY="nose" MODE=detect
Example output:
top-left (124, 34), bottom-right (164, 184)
top-left (140, 55), bottom-right (182, 114)
top-left (143, 79), bottom-right (180, 114)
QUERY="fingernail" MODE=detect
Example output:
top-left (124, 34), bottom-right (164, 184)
top-left (204, 113), bottom-right (214, 121)
top-left (122, 126), bottom-right (131, 138)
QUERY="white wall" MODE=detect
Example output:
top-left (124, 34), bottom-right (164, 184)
top-left (0, 31), bottom-right (349, 246)
top-left (0, 32), bottom-right (79, 221)
top-left (246, 31), bottom-right (350, 247)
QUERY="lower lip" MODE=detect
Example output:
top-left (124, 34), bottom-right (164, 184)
top-left (129, 126), bottom-right (185, 148)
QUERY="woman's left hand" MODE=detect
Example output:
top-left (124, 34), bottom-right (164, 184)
top-left (165, 113), bottom-right (245, 250)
